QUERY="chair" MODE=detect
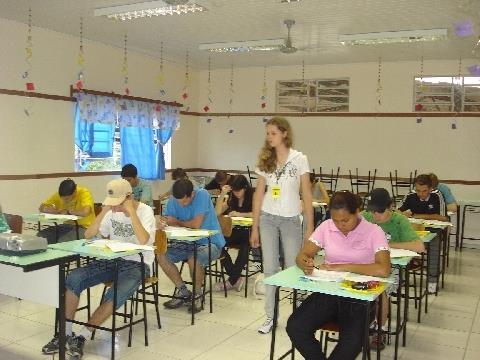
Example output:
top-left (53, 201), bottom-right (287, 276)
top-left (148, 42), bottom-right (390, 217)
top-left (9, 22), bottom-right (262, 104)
top-left (247, 166), bottom-right (258, 187)
top-left (389, 170), bottom-right (417, 206)
top-left (318, 322), bottom-right (371, 359)
top-left (319, 167), bottom-right (340, 195)
top-left (459, 204), bottom-right (480, 250)
top-left (3, 213), bottom-right (23, 233)
top-left (152, 199), bottom-right (161, 216)
top-left (349, 168), bottom-right (377, 206)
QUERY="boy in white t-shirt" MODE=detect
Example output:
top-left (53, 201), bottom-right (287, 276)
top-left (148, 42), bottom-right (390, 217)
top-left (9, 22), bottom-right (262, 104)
top-left (41, 179), bottom-right (156, 359)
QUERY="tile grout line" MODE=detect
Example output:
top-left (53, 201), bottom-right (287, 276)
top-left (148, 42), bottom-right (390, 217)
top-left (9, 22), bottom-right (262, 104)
top-left (462, 295), bottom-right (480, 360)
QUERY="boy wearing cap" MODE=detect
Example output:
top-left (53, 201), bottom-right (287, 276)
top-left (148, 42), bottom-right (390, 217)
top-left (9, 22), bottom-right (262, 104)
top-left (41, 179), bottom-right (156, 359)
top-left (362, 188), bottom-right (425, 350)
top-left (38, 179), bottom-right (95, 243)
top-left (157, 179), bottom-right (225, 313)
top-left (121, 163), bottom-right (153, 207)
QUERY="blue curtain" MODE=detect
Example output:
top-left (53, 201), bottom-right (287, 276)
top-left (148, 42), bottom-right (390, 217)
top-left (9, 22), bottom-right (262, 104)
top-left (74, 105), bottom-right (114, 157)
top-left (121, 127), bottom-right (163, 180)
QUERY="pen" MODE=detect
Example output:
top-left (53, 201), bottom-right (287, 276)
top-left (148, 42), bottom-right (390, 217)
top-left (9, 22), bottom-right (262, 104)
top-left (82, 240), bottom-right (94, 246)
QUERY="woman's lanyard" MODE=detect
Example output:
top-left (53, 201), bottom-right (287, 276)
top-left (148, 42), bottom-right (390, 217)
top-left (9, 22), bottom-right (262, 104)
top-left (272, 161), bottom-right (290, 200)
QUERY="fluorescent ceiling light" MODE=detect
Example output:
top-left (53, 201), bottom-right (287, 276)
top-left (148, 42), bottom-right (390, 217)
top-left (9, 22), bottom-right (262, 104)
top-left (199, 39), bottom-right (285, 53)
top-left (94, 1), bottom-right (206, 20)
top-left (339, 28), bottom-right (448, 45)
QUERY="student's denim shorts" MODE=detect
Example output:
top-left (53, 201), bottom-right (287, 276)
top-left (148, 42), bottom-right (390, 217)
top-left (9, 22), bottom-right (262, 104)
top-left (166, 240), bottom-right (222, 267)
top-left (65, 259), bottom-right (149, 309)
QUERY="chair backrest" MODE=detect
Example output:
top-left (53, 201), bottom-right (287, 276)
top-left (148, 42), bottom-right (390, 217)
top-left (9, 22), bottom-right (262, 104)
top-left (319, 166), bottom-right (340, 193)
top-left (154, 230), bottom-right (168, 255)
top-left (247, 165), bottom-right (258, 187)
top-left (349, 168), bottom-right (377, 195)
top-left (94, 203), bottom-right (103, 216)
top-left (3, 213), bottom-right (23, 234)
top-left (218, 216), bottom-right (233, 237)
top-left (152, 199), bottom-right (160, 215)
top-left (390, 170), bottom-right (417, 200)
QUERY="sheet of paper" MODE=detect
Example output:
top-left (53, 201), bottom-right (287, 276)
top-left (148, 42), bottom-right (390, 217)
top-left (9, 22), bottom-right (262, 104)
top-left (106, 242), bottom-right (154, 252)
top-left (312, 201), bottom-right (328, 208)
top-left (422, 219), bottom-right (453, 227)
top-left (302, 268), bottom-right (349, 282)
top-left (164, 226), bottom-right (210, 237)
top-left (230, 216), bottom-right (253, 222)
top-left (390, 249), bottom-right (420, 258)
top-left (344, 274), bottom-right (395, 283)
top-left (42, 213), bottom-right (79, 221)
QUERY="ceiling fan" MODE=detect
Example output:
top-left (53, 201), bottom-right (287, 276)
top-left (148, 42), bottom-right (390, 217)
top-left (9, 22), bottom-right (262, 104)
top-left (280, 19), bottom-right (298, 54)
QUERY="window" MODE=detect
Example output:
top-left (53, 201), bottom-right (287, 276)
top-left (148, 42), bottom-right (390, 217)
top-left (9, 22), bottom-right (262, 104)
top-left (414, 76), bottom-right (480, 112)
top-left (276, 78), bottom-right (350, 112)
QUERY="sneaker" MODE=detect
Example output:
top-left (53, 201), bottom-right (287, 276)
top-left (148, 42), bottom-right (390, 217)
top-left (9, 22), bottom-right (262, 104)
top-left (187, 298), bottom-right (203, 314)
top-left (212, 281), bottom-right (233, 292)
top-left (67, 335), bottom-right (86, 358)
top-left (258, 317), bottom-right (274, 334)
top-left (41, 334), bottom-right (73, 354)
top-left (428, 282), bottom-right (437, 294)
top-left (163, 289), bottom-right (191, 309)
top-left (370, 332), bottom-right (386, 351)
top-left (233, 277), bottom-right (245, 292)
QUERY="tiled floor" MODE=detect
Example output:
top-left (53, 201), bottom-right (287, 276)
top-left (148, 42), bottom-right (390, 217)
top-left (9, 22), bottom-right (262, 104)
top-left (0, 247), bottom-right (479, 360)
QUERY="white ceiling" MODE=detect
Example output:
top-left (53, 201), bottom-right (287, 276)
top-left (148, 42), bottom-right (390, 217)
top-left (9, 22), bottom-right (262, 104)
top-left (0, 0), bottom-right (479, 68)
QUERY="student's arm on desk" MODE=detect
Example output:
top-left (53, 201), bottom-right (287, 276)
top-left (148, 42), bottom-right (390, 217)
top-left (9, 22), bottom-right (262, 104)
top-left (85, 206), bottom-right (111, 239)
top-left (320, 250), bottom-right (391, 278)
top-left (250, 176), bottom-right (266, 248)
top-left (389, 240), bottom-right (425, 253)
top-left (39, 203), bottom-right (60, 214)
top-left (166, 214), bottom-right (205, 229)
top-left (296, 240), bottom-right (320, 275)
top-left (412, 213), bottom-right (449, 222)
top-left (68, 206), bottom-right (91, 217)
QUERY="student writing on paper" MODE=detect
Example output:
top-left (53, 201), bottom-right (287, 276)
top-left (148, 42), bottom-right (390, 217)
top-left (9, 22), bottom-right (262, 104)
top-left (287, 191), bottom-right (390, 360)
top-left (213, 174), bottom-right (253, 292)
top-left (157, 179), bottom-right (225, 314)
top-left (362, 188), bottom-right (424, 349)
top-left (41, 179), bottom-right (155, 359)
top-left (398, 174), bottom-right (447, 294)
top-left (38, 179), bottom-right (95, 243)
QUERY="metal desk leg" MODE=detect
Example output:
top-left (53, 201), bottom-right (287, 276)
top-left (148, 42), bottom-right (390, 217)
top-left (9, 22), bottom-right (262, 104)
top-left (192, 243), bottom-right (197, 326)
top-left (269, 286), bottom-right (280, 360)
top-left (111, 260), bottom-right (119, 360)
top-left (291, 290), bottom-right (297, 360)
top-left (362, 302), bottom-right (370, 360)
top-left (140, 254), bottom-right (148, 346)
top-left (455, 206), bottom-right (460, 251)
top-left (394, 267), bottom-right (403, 360)
top-left (376, 297), bottom-right (382, 360)
top-left (403, 268), bottom-right (409, 347)
top-left (209, 238), bottom-right (213, 313)
top-left (75, 220), bottom-right (80, 240)
top-left (58, 262), bottom-right (66, 360)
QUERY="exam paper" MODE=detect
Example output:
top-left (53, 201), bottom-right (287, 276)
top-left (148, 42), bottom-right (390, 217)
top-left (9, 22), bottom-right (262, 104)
top-left (389, 249), bottom-right (420, 258)
top-left (42, 213), bottom-right (79, 221)
top-left (302, 268), bottom-right (349, 282)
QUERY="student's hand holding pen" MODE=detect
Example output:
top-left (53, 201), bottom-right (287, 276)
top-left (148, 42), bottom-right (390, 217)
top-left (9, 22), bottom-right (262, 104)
top-left (297, 253), bottom-right (315, 275)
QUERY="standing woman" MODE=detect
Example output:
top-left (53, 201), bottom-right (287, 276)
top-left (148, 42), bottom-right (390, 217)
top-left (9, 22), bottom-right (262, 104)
top-left (250, 117), bottom-right (314, 334)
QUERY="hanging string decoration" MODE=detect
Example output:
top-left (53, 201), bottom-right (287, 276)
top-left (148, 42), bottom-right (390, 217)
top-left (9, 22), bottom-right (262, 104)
top-left (75, 17), bottom-right (85, 101)
top-left (156, 41), bottom-right (166, 97)
top-left (227, 63), bottom-right (234, 133)
top-left (451, 58), bottom-right (463, 130)
top-left (181, 50), bottom-right (191, 111)
top-left (301, 60), bottom-right (308, 112)
top-left (204, 56), bottom-right (213, 123)
top-left (261, 65), bottom-right (268, 123)
top-left (23, 7), bottom-right (34, 116)
top-left (375, 57), bottom-right (382, 109)
top-left (416, 56), bottom-right (424, 123)
top-left (122, 34), bottom-right (130, 95)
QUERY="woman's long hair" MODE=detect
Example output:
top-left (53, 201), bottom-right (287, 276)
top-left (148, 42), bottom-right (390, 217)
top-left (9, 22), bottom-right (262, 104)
top-left (256, 117), bottom-right (293, 173)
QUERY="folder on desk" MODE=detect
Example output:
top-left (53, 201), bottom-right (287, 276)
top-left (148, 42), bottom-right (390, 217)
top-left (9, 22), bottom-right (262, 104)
top-left (42, 213), bottom-right (79, 221)
top-left (164, 226), bottom-right (210, 237)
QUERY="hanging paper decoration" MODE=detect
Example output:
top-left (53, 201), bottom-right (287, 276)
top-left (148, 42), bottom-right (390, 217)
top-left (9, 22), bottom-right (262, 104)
top-left (260, 65), bottom-right (267, 109)
top-left (122, 34), bottom-right (129, 95)
top-left (472, 37), bottom-right (480, 59)
top-left (23, 7), bottom-right (34, 116)
top-left (415, 56), bottom-right (424, 122)
top-left (301, 60), bottom-right (308, 112)
top-left (227, 63), bottom-right (235, 134)
top-left (451, 58), bottom-right (463, 130)
top-left (182, 50), bottom-right (190, 103)
top-left (74, 17), bottom-right (85, 101)
top-left (204, 56), bottom-right (213, 123)
top-left (454, 20), bottom-right (474, 37)
top-left (156, 41), bottom-right (166, 97)
top-left (375, 57), bottom-right (382, 108)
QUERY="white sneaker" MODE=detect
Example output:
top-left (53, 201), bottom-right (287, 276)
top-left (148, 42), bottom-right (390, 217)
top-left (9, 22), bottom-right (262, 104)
top-left (258, 317), bottom-right (274, 334)
top-left (428, 282), bottom-right (437, 294)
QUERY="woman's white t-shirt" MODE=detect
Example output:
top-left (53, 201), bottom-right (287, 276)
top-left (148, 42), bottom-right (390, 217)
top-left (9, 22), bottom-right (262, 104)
top-left (256, 149), bottom-right (310, 217)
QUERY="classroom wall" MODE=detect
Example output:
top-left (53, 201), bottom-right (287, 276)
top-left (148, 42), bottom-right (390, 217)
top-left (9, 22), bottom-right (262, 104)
top-left (0, 18), bottom-right (198, 214)
top-left (196, 61), bottom-right (480, 202)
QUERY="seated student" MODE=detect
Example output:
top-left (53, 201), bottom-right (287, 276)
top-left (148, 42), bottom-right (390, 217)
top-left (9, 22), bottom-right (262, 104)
top-left (362, 188), bottom-right (425, 349)
top-left (204, 170), bottom-right (234, 195)
top-left (213, 174), bottom-right (254, 292)
top-left (308, 173), bottom-right (330, 226)
top-left (41, 179), bottom-right (155, 359)
top-left (286, 191), bottom-right (390, 360)
top-left (157, 179), bottom-right (225, 313)
top-left (159, 167), bottom-right (192, 201)
top-left (429, 173), bottom-right (458, 213)
top-left (398, 174), bottom-right (448, 293)
top-left (121, 163), bottom-right (153, 207)
top-left (0, 205), bottom-right (11, 233)
top-left (38, 179), bottom-right (95, 243)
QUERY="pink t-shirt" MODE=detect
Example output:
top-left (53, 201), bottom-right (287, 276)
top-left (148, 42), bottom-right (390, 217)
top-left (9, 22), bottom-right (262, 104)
top-left (309, 217), bottom-right (389, 264)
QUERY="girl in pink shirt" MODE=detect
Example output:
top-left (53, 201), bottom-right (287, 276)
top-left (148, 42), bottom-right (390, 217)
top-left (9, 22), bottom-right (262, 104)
top-left (286, 191), bottom-right (390, 360)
